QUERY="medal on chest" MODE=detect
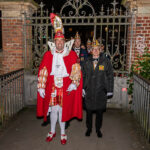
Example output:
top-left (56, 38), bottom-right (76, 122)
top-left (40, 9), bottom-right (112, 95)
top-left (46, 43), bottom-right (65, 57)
top-left (54, 77), bottom-right (63, 88)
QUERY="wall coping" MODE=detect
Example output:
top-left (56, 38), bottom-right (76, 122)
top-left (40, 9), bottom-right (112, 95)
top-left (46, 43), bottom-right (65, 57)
top-left (0, 1), bottom-right (38, 17)
top-left (0, 0), bottom-right (38, 8)
top-left (0, 1), bottom-right (38, 10)
top-left (122, 0), bottom-right (150, 15)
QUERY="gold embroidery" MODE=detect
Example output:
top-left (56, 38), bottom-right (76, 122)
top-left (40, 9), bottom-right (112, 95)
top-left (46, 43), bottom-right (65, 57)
top-left (54, 77), bottom-right (63, 88)
top-left (80, 57), bottom-right (84, 61)
top-left (37, 66), bottom-right (48, 89)
top-left (70, 63), bottom-right (81, 87)
top-left (99, 65), bottom-right (104, 71)
top-left (49, 85), bottom-right (63, 107)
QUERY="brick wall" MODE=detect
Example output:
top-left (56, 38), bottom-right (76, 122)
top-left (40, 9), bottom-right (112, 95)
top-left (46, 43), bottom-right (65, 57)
top-left (135, 16), bottom-right (150, 53)
top-left (0, 19), bottom-right (24, 74)
top-left (126, 15), bottom-right (150, 71)
top-left (124, 0), bottom-right (150, 71)
top-left (0, 1), bottom-right (37, 75)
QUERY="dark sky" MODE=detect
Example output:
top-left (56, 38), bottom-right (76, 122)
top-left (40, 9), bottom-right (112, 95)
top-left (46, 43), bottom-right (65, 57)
top-left (34, 0), bottom-right (123, 14)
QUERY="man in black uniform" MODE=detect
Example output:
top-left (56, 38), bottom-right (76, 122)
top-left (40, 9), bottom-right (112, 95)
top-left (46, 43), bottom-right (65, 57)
top-left (72, 32), bottom-right (88, 67)
top-left (86, 39), bottom-right (92, 55)
top-left (82, 38), bottom-right (114, 137)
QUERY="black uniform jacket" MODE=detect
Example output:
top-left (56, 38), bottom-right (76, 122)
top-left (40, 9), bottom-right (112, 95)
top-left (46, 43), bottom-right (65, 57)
top-left (72, 47), bottom-right (88, 67)
top-left (82, 53), bottom-right (114, 110)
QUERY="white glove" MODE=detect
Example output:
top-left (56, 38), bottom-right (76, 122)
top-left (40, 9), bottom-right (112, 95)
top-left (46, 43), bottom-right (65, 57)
top-left (66, 83), bottom-right (77, 92)
top-left (107, 92), bottom-right (113, 96)
top-left (82, 89), bottom-right (86, 97)
top-left (38, 88), bottom-right (45, 98)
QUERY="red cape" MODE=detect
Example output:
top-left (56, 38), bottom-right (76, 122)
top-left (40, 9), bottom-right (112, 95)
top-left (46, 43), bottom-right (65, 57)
top-left (36, 51), bottom-right (83, 122)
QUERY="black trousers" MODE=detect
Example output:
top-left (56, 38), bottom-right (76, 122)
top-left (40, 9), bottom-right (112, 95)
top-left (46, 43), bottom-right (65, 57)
top-left (86, 109), bottom-right (103, 131)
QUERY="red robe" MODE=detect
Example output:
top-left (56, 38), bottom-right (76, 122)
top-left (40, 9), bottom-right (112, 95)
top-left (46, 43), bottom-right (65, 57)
top-left (36, 50), bottom-right (83, 122)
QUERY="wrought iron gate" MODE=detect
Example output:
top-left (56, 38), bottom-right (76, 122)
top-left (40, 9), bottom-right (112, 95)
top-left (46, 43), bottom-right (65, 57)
top-left (25, 0), bottom-right (131, 74)
top-left (24, 0), bottom-right (132, 109)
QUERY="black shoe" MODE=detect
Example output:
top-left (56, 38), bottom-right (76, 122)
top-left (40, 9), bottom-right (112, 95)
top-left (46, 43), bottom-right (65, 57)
top-left (41, 120), bottom-right (49, 126)
top-left (65, 121), bottom-right (70, 129)
top-left (85, 129), bottom-right (92, 136)
top-left (96, 130), bottom-right (103, 138)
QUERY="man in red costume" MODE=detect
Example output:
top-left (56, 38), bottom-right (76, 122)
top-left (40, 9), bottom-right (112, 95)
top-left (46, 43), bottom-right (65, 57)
top-left (36, 13), bottom-right (83, 145)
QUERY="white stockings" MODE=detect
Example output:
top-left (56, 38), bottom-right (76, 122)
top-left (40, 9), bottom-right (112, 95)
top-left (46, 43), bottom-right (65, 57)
top-left (50, 105), bottom-right (66, 135)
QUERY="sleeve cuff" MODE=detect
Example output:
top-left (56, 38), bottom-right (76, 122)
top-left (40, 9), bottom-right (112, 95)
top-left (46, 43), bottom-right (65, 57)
top-left (107, 92), bottom-right (113, 96)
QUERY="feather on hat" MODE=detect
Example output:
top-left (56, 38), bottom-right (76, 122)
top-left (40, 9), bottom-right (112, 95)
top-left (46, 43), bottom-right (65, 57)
top-left (50, 13), bottom-right (64, 39)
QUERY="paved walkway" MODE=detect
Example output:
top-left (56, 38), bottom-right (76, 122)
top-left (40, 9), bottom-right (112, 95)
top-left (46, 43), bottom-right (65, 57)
top-left (0, 107), bottom-right (150, 150)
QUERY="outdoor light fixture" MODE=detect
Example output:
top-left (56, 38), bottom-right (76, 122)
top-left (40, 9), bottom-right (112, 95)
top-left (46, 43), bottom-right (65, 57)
top-left (105, 27), bottom-right (108, 32)
top-left (69, 28), bottom-right (72, 32)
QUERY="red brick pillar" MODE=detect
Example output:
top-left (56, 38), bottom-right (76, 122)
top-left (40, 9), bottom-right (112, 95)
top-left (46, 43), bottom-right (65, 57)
top-left (123, 0), bottom-right (150, 72)
top-left (134, 16), bottom-right (150, 59)
top-left (0, 1), bottom-right (37, 75)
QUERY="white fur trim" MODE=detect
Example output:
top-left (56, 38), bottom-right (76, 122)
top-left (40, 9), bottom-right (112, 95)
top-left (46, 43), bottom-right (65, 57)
top-left (64, 39), bottom-right (74, 55)
top-left (48, 41), bottom-right (56, 54)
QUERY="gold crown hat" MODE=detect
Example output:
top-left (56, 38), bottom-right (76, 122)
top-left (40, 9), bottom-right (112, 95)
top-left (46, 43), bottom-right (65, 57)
top-left (74, 32), bottom-right (81, 40)
top-left (50, 13), bottom-right (64, 39)
top-left (87, 39), bottom-right (92, 45)
top-left (92, 37), bottom-right (100, 47)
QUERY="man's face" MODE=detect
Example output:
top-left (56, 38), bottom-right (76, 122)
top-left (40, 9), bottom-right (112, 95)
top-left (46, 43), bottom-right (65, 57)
top-left (55, 38), bottom-right (65, 51)
top-left (92, 46), bottom-right (101, 58)
top-left (74, 39), bottom-right (81, 48)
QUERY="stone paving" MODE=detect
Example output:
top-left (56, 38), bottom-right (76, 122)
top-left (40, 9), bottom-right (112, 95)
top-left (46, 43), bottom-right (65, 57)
top-left (0, 107), bottom-right (150, 150)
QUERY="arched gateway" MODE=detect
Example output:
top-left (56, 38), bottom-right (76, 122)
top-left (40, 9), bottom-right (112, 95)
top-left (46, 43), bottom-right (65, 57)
top-left (24, 0), bottom-right (132, 108)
